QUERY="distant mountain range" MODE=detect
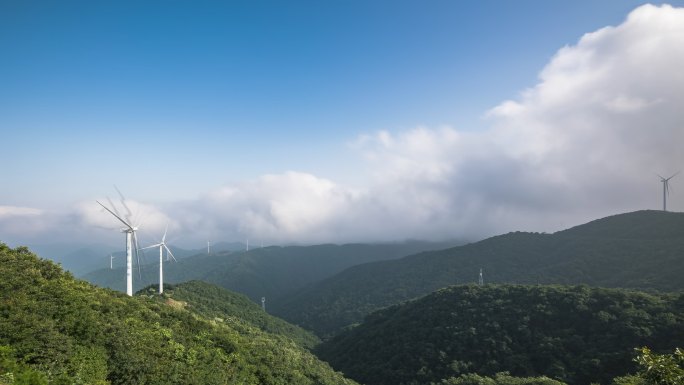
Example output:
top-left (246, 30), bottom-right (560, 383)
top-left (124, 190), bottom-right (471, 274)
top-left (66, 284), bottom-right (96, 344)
top-left (22, 241), bottom-right (247, 276)
top-left (272, 210), bottom-right (684, 338)
top-left (83, 240), bottom-right (464, 304)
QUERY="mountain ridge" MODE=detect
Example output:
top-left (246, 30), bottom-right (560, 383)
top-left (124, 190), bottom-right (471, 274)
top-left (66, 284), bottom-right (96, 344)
top-left (273, 210), bottom-right (684, 337)
top-left (83, 240), bottom-right (464, 303)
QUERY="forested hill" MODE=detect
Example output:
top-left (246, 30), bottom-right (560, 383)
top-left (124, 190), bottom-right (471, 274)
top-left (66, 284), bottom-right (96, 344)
top-left (274, 210), bottom-right (684, 337)
top-left (138, 280), bottom-right (320, 349)
top-left (317, 284), bottom-right (684, 385)
top-left (83, 240), bottom-right (461, 303)
top-left (556, 210), bottom-right (684, 239)
top-left (0, 243), bottom-right (357, 385)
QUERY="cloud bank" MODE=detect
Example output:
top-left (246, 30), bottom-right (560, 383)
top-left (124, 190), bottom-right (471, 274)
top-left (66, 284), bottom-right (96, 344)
top-left (3, 4), bottom-right (683, 247)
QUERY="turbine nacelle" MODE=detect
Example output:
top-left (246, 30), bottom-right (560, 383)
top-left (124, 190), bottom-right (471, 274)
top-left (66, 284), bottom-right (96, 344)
top-left (657, 171), bottom-right (679, 212)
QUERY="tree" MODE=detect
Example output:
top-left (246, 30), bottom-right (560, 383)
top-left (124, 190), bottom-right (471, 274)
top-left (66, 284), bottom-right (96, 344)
top-left (633, 347), bottom-right (684, 385)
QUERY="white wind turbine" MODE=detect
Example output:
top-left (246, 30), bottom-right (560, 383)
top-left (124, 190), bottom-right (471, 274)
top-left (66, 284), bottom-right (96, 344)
top-left (658, 172), bottom-right (679, 211)
top-left (141, 225), bottom-right (177, 294)
top-left (97, 191), bottom-right (142, 296)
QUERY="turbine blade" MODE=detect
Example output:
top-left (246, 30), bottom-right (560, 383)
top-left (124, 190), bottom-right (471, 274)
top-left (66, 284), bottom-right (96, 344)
top-left (106, 196), bottom-right (123, 219)
top-left (133, 232), bottom-right (142, 279)
top-left (667, 171), bottom-right (680, 180)
top-left (115, 185), bottom-right (134, 224)
top-left (162, 223), bottom-right (168, 243)
top-left (97, 201), bottom-right (133, 229)
top-left (140, 243), bottom-right (162, 250)
top-left (164, 244), bottom-right (177, 262)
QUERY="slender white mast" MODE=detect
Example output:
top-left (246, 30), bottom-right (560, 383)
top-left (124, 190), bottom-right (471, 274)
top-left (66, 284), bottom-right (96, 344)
top-left (140, 225), bottom-right (176, 295)
top-left (159, 243), bottom-right (164, 293)
top-left (125, 230), bottom-right (133, 296)
top-left (110, 254), bottom-right (114, 269)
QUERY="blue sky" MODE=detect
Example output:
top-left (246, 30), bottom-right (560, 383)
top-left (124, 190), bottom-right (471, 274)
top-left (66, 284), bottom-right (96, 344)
top-left (1, 1), bottom-right (683, 247)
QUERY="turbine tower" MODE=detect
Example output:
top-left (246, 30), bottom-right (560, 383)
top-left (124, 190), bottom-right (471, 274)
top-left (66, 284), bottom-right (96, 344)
top-left (110, 254), bottom-right (114, 269)
top-left (478, 268), bottom-right (484, 286)
top-left (658, 172), bottom-right (679, 211)
top-left (207, 241), bottom-right (211, 255)
top-left (97, 198), bottom-right (140, 296)
top-left (261, 297), bottom-right (266, 311)
top-left (141, 224), bottom-right (177, 294)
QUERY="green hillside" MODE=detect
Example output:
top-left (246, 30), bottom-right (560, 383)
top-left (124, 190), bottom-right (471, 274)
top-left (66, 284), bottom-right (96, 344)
top-left (138, 280), bottom-right (320, 349)
top-left (83, 241), bottom-right (461, 304)
top-left (274, 210), bottom-right (684, 337)
top-left (316, 284), bottom-right (684, 385)
top-left (0, 243), bottom-right (357, 385)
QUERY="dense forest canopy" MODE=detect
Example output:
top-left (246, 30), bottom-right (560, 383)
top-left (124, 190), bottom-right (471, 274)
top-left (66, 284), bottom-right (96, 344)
top-left (317, 284), bottom-right (684, 385)
top-left (0, 243), bottom-right (357, 385)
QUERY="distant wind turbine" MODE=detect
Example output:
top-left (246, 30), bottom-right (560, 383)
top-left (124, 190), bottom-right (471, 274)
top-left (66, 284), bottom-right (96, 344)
top-left (141, 224), bottom-right (177, 294)
top-left (658, 172), bottom-right (679, 211)
top-left (110, 254), bottom-right (114, 269)
top-left (207, 240), bottom-right (211, 255)
top-left (97, 193), bottom-right (142, 296)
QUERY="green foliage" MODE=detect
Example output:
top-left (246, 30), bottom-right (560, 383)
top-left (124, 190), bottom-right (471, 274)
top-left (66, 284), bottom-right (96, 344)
top-left (279, 210), bottom-right (684, 337)
top-left (609, 375), bottom-right (646, 385)
top-left (316, 284), bottom-right (684, 385)
top-left (0, 243), bottom-right (357, 385)
top-left (138, 280), bottom-right (320, 349)
top-left (438, 372), bottom-right (566, 385)
top-left (1, 345), bottom-right (49, 385)
top-left (633, 347), bottom-right (684, 385)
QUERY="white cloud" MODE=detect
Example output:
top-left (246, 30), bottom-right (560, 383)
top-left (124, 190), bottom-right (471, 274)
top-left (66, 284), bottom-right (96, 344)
top-left (171, 172), bottom-right (362, 244)
top-left (73, 199), bottom-right (175, 247)
top-left (0, 205), bottom-right (57, 244)
top-left (0, 205), bottom-right (42, 217)
top-left (487, 3), bottom-right (684, 197)
top-left (4, 4), bottom-right (684, 248)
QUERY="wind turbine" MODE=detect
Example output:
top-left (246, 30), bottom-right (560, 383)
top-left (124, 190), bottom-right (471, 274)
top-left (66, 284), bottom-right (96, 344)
top-left (97, 190), bottom-right (142, 296)
top-left (658, 172), bottom-right (679, 211)
top-left (110, 254), bottom-right (114, 269)
top-left (141, 225), bottom-right (177, 294)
